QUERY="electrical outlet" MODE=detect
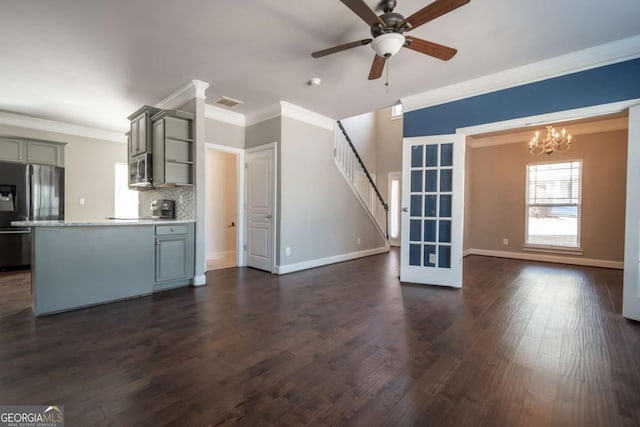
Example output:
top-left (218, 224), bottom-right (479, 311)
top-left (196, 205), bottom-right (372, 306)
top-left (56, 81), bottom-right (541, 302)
top-left (79, 197), bottom-right (85, 205)
top-left (503, 238), bottom-right (509, 245)
top-left (179, 195), bottom-right (183, 203)
top-left (357, 237), bottom-right (361, 245)
top-left (429, 253), bottom-right (437, 264)
top-left (285, 247), bottom-right (291, 256)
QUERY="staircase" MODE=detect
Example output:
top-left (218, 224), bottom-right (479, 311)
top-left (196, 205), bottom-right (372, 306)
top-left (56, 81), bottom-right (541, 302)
top-left (334, 120), bottom-right (388, 240)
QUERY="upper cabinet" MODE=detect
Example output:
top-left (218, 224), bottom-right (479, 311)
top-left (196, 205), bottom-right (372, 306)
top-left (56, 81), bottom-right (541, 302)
top-left (127, 106), bottom-right (161, 157)
top-left (0, 138), bottom-right (25, 163)
top-left (0, 137), bottom-right (65, 167)
top-left (27, 140), bottom-right (65, 166)
top-left (151, 109), bottom-right (195, 187)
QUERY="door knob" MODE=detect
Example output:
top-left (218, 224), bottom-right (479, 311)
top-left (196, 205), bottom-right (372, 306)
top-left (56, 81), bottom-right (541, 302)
top-left (402, 207), bottom-right (409, 212)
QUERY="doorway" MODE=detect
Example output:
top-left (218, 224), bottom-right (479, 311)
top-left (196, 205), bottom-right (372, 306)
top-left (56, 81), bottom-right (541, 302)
top-left (388, 171), bottom-right (401, 247)
top-left (456, 101), bottom-right (638, 319)
top-left (205, 146), bottom-right (239, 271)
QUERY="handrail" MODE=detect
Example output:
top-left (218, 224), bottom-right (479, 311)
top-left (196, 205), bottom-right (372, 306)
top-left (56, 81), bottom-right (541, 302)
top-left (336, 120), bottom-right (388, 211)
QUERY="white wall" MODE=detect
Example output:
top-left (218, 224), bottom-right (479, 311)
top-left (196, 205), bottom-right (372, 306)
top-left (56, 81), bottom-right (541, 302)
top-left (205, 118), bottom-right (244, 149)
top-left (374, 107), bottom-right (403, 202)
top-left (206, 149), bottom-right (237, 259)
top-left (0, 123), bottom-right (127, 221)
top-left (278, 116), bottom-right (387, 267)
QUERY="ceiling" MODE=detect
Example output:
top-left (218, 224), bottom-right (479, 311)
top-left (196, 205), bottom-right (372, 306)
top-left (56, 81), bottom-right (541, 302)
top-left (1, 0), bottom-right (639, 133)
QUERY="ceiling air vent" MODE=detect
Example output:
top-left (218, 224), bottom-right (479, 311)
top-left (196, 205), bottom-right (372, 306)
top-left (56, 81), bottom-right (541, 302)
top-left (213, 96), bottom-right (243, 109)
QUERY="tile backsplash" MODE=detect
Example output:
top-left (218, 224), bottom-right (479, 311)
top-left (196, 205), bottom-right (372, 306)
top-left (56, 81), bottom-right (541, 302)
top-left (138, 186), bottom-right (194, 220)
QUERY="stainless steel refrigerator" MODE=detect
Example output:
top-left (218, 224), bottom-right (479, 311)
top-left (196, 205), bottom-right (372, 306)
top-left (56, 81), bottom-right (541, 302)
top-left (0, 161), bottom-right (64, 269)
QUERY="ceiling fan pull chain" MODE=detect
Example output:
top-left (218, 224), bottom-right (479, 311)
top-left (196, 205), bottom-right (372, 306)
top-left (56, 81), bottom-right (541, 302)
top-left (385, 60), bottom-right (390, 93)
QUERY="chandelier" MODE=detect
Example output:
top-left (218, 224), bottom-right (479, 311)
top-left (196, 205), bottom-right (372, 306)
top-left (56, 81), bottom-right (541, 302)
top-left (530, 125), bottom-right (573, 155)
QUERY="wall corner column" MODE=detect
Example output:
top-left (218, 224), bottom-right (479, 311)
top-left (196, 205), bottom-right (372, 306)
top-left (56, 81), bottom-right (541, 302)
top-left (192, 94), bottom-right (207, 286)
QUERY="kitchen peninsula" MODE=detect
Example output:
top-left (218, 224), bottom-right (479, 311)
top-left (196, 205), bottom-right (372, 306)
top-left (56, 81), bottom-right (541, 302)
top-left (11, 219), bottom-right (195, 316)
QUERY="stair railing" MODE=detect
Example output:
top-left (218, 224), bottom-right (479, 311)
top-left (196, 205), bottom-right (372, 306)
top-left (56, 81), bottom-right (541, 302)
top-left (335, 120), bottom-right (388, 239)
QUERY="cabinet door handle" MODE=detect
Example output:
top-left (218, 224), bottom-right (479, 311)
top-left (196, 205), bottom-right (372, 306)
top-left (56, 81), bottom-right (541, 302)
top-left (156, 241), bottom-right (160, 246)
top-left (170, 228), bottom-right (175, 232)
top-left (266, 214), bottom-right (272, 219)
top-left (402, 207), bottom-right (409, 212)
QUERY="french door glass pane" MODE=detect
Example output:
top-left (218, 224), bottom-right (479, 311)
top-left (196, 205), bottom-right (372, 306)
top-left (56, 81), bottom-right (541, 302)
top-left (411, 170), bottom-right (423, 192)
top-left (411, 145), bottom-right (424, 167)
top-left (408, 142), bottom-right (454, 269)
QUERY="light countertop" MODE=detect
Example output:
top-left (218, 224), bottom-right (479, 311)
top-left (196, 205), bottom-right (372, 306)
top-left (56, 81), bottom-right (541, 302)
top-left (11, 219), bottom-right (195, 227)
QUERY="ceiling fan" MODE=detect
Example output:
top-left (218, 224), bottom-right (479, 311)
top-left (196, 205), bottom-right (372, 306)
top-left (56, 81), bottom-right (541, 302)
top-left (312, 0), bottom-right (471, 80)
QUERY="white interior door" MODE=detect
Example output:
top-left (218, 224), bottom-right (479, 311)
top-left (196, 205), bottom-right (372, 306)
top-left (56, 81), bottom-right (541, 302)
top-left (400, 134), bottom-right (465, 287)
top-left (624, 104), bottom-right (640, 320)
top-left (388, 172), bottom-right (402, 247)
top-left (246, 144), bottom-right (275, 272)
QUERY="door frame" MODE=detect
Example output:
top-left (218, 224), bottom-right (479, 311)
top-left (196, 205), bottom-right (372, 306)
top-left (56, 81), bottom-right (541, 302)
top-left (388, 171), bottom-right (402, 247)
top-left (205, 143), bottom-right (246, 267)
top-left (245, 142), bottom-right (278, 273)
top-left (455, 98), bottom-right (640, 320)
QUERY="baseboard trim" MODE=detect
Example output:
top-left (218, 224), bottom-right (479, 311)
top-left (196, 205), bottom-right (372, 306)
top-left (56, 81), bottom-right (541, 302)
top-left (466, 248), bottom-right (623, 269)
top-left (192, 274), bottom-right (207, 286)
top-left (275, 245), bottom-right (390, 275)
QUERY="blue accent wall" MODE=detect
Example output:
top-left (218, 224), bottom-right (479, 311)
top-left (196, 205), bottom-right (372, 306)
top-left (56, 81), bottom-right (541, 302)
top-left (404, 58), bottom-right (640, 137)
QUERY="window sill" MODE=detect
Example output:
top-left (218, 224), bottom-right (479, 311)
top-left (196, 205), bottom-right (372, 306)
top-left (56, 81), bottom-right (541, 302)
top-left (523, 245), bottom-right (583, 256)
top-left (390, 116), bottom-right (403, 121)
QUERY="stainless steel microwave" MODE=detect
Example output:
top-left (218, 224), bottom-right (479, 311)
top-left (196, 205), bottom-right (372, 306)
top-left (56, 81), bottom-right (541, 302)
top-left (129, 153), bottom-right (152, 188)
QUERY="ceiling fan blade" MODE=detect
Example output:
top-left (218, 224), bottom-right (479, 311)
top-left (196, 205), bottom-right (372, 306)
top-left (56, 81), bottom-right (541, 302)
top-left (400, 0), bottom-right (470, 31)
top-left (311, 39), bottom-right (372, 58)
top-left (340, 0), bottom-right (386, 27)
top-left (368, 54), bottom-right (386, 80)
top-left (404, 36), bottom-right (457, 61)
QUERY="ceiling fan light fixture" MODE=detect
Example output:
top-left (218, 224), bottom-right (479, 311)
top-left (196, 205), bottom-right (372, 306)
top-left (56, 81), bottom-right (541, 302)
top-left (371, 32), bottom-right (405, 58)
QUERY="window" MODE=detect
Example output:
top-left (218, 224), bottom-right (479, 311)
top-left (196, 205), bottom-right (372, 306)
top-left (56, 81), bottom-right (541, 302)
top-left (391, 103), bottom-right (403, 119)
top-left (526, 160), bottom-right (581, 249)
top-left (114, 163), bottom-right (138, 218)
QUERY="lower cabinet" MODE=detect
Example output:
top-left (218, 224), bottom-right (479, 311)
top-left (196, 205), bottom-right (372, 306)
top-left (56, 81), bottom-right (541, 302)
top-left (153, 223), bottom-right (194, 291)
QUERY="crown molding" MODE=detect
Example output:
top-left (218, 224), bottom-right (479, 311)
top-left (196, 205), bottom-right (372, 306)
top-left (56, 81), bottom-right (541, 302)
top-left (0, 111), bottom-right (125, 143)
top-left (403, 35), bottom-right (640, 113)
top-left (204, 104), bottom-right (245, 127)
top-left (155, 80), bottom-right (210, 110)
top-left (457, 99), bottom-right (640, 137)
top-left (219, 101), bottom-right (336, 130)
top-left (469, 116), bottom-right (629, 148)
top-left (244, 103), bottom-right (281, 127)
top-left (279, 101), bottom-right (335, 131)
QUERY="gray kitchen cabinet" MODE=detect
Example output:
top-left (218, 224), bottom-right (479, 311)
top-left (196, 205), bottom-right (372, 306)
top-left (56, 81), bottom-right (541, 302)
top-left (151, 109), bottom-right (194, 187)
top-left (154, 223), bottom-right (194, 291)
top-left (0, 138), bottom-right (25, 162)
top-left (128, 106), bottom-right (160, 157)
top-left (0, 137), bottom-right (65, 166)
top-left (27, 140), bottom-right (64, 166)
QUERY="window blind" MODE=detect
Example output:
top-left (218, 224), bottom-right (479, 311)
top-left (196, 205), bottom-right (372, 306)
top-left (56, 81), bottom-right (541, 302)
top-left (527, 161), bottom-right (581, 206)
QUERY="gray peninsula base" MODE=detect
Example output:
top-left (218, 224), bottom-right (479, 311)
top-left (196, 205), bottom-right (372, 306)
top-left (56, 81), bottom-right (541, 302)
top-left (16, 221), bottom-right (195, 316)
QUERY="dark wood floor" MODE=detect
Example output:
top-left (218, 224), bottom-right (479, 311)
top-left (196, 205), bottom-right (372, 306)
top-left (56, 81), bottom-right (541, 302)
top-left (1, 251), bottom-right (639, 426)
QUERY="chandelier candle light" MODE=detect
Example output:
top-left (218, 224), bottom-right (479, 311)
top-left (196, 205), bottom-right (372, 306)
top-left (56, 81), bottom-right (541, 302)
top-left (529, 125), bottom-right (573, 155)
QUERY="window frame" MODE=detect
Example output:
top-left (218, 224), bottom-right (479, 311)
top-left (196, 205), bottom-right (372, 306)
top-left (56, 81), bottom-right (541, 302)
top-left (524, 159), bottom-right (583, 253)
